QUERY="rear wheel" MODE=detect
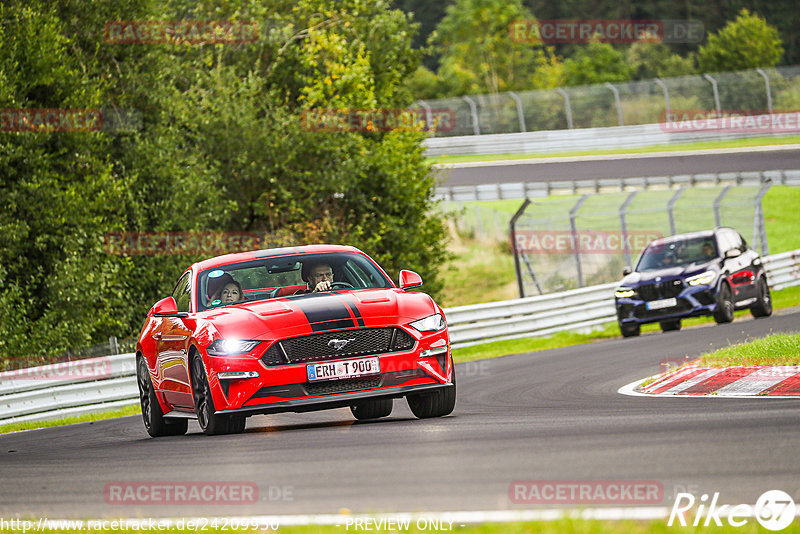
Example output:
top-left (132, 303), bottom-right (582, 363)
top-left (350, 398), bottom-right (393, 420)
top-left (713, 283), bottom-right (735, 324)
top-left (750, 277), bottom-right (773, 318)
top-left (191, 355), bottom-right (246, 435)
top-left (407, 369), bottom-right (456, 419)
top-left (137, 356), bottom-right (187, 437)
top-left (659, 319), bottom-right (681, 332)
top-left (619, 322), bottom-right (640, 338)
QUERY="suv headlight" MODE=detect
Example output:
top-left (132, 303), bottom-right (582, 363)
top-left (687, 271), bottom-right (716, 286)
top-left (207, 339), bottom-right (261, 356)
top-left (615, 288), bottom-right (636, 298)
top-left (409, 314), bottom-right (446, 332)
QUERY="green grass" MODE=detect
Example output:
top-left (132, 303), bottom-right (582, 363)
top-left (0, 404), bottom-right (140, 434)
top-left (697, 332), bottom-right (800, 367)
top-left (6, 519), bottom-right (800, 534)
top-left (428, 136), bottom-right (800, 164)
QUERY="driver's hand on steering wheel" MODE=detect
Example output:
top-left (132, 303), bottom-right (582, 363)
top-left (313, 280), bottom-right (331, 293)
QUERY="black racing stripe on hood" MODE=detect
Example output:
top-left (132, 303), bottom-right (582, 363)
top-left (339, 294), bottom-right (366, 327)
top-left (292, 293), bottom-right (356, 332)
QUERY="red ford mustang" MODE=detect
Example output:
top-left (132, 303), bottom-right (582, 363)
top-left (136, 245), bottom-right (455, 436)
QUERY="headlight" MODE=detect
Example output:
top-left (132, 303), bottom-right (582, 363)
top-left (615, 288), bottom-right (636, 298)
top-left (687, 271), bottom-right (716, 286)
top-left (409, 314), bottom-right (446, 332)
top-left (206, 339), bottom-right (261, 356)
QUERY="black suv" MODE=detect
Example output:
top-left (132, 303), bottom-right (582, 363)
top-left (615, 228), bottom-right (772, 337)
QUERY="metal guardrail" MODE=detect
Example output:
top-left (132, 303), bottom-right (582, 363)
top-left (435, 169), bottom-right (800, 202)
top-left (423, 118), bottom-right (799, 157)
top-left (1, 250), bottom-right (798, 424)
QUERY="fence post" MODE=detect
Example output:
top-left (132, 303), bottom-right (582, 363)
top-left (415, 99), bottom-right (434, 133)
top-left (556, 88), bottom-right (574, 129)
top-left (755, 68), bottom-right (774, 115)
top-left (511, 198), bottom-right (532, 298)
top-left (619, 191), bottom-right (638, 267)
top-left (754, 184), bottom-right (771, 255)
top-left (462, 95), bottom-right (480, 135)
top-left (605, 82), bottom-right (624, 126)
top-left (654, 77), bottom-right (670, 119)
top-left (703, 74), bottom-right (722, 116)
top-left (713, 185), bottom-right (732, 227)
top-left (569, 195), bottom-right (589, 287)
top-left (109, 336), bottom-right (119, 355)
top-left (667, 186), bottom-right (685, 235)
top-left (508, 91), bottom-right (526, 133)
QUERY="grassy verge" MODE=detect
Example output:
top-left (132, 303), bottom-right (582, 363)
top-left (0, 404), bottom-right (140, 435)
top-left (428, 135), bottom-right (800, 165)
top-left (3, 519), bottom-right (800, 534)
top-left (452, 285), bottom-right (800, 364)
top-left (697, 332), bottom-right (800, 367)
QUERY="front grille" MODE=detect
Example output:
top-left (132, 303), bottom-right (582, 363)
top-left (637, 279), bottom-right (684, 301)
top-left (305, 376), bottom-right (382, 396)
top-left (261, 327), bottom-right (416, 367)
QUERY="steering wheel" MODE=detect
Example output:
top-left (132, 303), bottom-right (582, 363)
top-left (329, 282), bottom-right (354, 290)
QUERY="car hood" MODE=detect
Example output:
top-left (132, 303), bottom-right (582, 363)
top-left (195, 288), bottom-right (437, 341)
top-left (620, 260), bottom-right (717, 286)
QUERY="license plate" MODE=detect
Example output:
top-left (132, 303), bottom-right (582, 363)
top-left (646, 297), bottom-right (677, 310)
top-left (307, 357), bottom-right (380, 382)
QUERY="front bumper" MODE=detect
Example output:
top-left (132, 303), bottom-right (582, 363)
top-left (616, 285), bottom-right (719, 325)
top-left (204, 329), bottom-right (451, 415)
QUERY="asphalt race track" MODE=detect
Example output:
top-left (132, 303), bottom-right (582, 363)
top-left (2, 311), bottom-right (799, 519)
top-left (438, 148), bottom-right (800, 186)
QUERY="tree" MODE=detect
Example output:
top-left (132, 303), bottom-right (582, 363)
top-left (626, 42), bottom-right (696, 79)
top-left (562, 42), bottom-right (632, 86)
top-left (696, 8), bottom-right (783, 72)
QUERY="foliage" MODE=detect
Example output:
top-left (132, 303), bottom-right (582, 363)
top-left (562, 42), bottom-right (632, 86)
top-left (696, 8), bottom-right (784, 72)
top-left (626, 42), bottom-right (696, 79)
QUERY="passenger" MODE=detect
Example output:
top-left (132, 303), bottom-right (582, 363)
top-left (702, 242), bottom-right (715, 259)
top-left (207, 273), bottom-right (243, 304)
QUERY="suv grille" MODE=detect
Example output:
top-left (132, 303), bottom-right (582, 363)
top-left (638, 280), bottom-right (683, 301)
top-left (261, 327), bottom-right (416, 367)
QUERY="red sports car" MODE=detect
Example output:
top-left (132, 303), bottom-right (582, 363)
top-left (136, 245), bottom-right (455, 436)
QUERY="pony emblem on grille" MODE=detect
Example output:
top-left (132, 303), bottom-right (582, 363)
top-left (327, 338), bottom-right (356, 351)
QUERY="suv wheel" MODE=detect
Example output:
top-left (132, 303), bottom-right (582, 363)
top-left (619, 322), bottom-right (640, 338)
top-left (750, 277), bottom-right (773, 318)
top-left (713, 283), bottom-right (735, 324)
top-left (659, 319), bottom-right (681, 332)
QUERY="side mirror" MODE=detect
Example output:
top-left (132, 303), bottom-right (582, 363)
top-left (152, 296), bottom-right (189, 318)
top-left (724, 249), bottom-right (742, 259)
top-left (622, 266), bottom-right (632, 276)
top-left (399, 270), bottom-right (423, 289)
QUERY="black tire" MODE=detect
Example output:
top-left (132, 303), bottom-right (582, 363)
top-left (191, 355), bottom-right (246, 436)
top-left (750, 277), bottom-right (773, 318)
top-left (713, 283), bottom-right (735, 324)
top-left (619, 322), bottom-right (640, 338)
top-left (407, 368), bottom-right (456, 419)
top-left (659, 319), bottom-right (681, 332)
top-left (137, 356), bottom-right (187, 437)
top-left (350, 398), bottom-right (393, 420)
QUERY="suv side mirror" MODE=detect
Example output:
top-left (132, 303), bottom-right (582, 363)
top-left (152, 296), bottom-right (189, 318)
top-left (724, 249), bottom-right (742, 259)
top-left (399, 270), bottom-right (423, 289)
top-left (622, 266), bottom-right (632, 276)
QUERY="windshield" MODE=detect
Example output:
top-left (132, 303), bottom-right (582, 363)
top-left (635, 236), bottom-right (718, 272)
top-left (197, 252), bottom-right (393, 311)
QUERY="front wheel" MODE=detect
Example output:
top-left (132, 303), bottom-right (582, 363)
top-left (619, 322), bottom-right (640, 338)
top-left (750, 277), bottom-right (773, 318)
top-left (350, 398), bottom-right (393, 420)
top-left (714, 283), bottom-right (735, 324)
top-left (660, 319), bottom-right (681, 332)
top-left (407, 370), bottom-right (456, 419)
top-left (191, 356), bottom-right (246, 436)
top-left (137, 356), bottom-right (187, 437)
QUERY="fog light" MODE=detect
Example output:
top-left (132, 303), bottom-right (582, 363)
top-left (217, 371), bottom-right (260, 380)
top-left (420, 346), bottom-right (448, 358)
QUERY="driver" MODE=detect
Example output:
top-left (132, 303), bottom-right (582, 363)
top-left (305, 263), bottom-right (335, 293)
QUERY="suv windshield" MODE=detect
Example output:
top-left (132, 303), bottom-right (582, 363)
top-left (197, 252), bottom-right (393, 311)
top-left (635, 236), bottom-right (718, 272)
